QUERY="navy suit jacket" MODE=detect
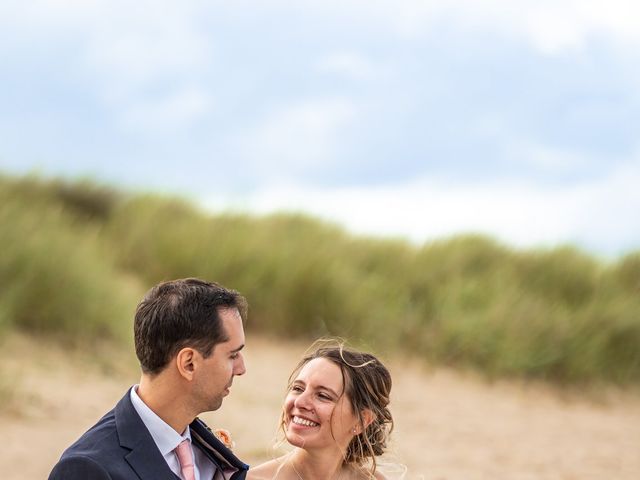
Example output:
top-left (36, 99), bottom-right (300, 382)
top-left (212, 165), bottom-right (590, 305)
top-left (48, 388), bottom-right (248, 480)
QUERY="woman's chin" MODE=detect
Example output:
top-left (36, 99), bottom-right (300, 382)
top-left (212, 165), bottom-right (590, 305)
top-left (285, 429), bottom-right (307, 448)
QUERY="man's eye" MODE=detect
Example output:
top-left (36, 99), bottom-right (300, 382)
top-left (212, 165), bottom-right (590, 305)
top-left (230, 353), bottom-right (239, 359)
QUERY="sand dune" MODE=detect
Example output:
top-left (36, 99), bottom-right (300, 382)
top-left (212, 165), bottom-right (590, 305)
top-left (2, 334), bottom-right (639, 479)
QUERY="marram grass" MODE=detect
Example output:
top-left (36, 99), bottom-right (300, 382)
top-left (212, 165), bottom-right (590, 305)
top-left (1, 173), bottom-right (639, 384)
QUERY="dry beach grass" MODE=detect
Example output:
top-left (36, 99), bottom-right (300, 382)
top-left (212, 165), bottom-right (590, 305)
top-left (1, 333), bottom-right (639, 480)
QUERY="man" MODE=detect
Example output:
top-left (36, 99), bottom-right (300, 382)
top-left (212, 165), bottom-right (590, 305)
top-left (49, 278), bottom-right (249, 480)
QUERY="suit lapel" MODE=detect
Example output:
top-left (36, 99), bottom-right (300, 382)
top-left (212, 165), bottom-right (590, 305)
top-left (125, 447), bottom-right (180, 480)
top-left (113, 388), bottom-right (248, 480)
top-left (115, 388), bottom-right (179, 480)
top-left (190, 418), bottom-right (249, 480)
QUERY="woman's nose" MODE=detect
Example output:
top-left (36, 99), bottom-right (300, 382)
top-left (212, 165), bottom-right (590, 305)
top-left (294, 390), bottom-right (312, 410)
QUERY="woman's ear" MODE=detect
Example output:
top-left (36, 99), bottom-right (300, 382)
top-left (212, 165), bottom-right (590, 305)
top-left (176, 347), bottom-right (197, 381)
top-left (356, 408), bottom-right (376, 433)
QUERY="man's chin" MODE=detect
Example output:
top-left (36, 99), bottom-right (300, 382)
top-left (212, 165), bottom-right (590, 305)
top-left (204, 396), bottom-right (224, 413)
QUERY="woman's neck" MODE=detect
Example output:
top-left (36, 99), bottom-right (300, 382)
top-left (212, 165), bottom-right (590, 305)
top-left (288, 448), bottom-right (346, 480)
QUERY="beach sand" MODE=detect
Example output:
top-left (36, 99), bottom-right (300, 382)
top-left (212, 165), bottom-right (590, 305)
top-left (2, 333), bottom-right (639, 480)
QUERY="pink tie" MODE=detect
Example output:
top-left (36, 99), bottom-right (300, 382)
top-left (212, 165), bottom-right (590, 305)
top-left (175, 439), bottom-right (196, 480)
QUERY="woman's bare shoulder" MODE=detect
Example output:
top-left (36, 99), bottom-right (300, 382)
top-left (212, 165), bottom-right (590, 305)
top-left (350, 466), bottom-right (389, 480)
top-left (246, 457), bottom-right (287, 479)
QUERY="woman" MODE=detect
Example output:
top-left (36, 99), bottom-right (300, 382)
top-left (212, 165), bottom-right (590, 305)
top-left (248, 340), bottom-right (394, 479)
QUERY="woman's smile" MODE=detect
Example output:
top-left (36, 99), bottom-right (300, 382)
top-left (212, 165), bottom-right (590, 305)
top-left (291, 415), bottom-right (320, 428)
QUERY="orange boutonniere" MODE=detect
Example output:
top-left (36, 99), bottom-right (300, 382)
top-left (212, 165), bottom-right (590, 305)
top-left (214, 428), bottom-right (235, 450)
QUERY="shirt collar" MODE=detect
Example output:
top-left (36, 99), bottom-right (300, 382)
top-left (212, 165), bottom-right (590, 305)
top-left (130, 385), bottom-right (192, 456)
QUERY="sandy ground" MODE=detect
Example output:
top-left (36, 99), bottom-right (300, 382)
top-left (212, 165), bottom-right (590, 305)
top-left (2, 333), bottom-right (639, 480)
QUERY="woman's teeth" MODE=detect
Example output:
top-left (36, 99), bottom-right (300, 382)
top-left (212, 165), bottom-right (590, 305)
top-left (292, 416), bottom-right (319, 427)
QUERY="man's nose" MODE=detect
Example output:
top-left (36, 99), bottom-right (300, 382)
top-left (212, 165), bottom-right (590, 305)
top-left (234, 354), bottom-right (246, 376)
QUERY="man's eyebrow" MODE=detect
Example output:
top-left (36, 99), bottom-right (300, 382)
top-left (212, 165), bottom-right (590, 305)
top-left (230, 344), bottom-right (245, 353)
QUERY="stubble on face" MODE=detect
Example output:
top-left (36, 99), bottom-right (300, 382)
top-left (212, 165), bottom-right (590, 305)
top-left (194, 307), bottom-right (245, 414)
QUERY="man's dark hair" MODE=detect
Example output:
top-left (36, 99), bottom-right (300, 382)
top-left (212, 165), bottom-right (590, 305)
top-left (134, 278), bottom-right (247, 374)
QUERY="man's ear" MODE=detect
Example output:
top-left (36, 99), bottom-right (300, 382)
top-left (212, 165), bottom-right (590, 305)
top-left (176, 347), bottom-right (197, 381)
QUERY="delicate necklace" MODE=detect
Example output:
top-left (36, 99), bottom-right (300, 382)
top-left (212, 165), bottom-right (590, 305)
top-left (289, 457), bottom-right (344, 480)
top-left (289, 459), bottom-right (304, 480)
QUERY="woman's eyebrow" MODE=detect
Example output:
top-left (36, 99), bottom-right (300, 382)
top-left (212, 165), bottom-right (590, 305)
top-left (316, 385), bottom-right (340, 397)
top-left (292, 380), bottom-right (338, 396)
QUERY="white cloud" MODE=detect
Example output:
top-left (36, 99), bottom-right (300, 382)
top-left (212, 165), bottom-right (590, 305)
top-left (237, 98), bottom-right (357, 175)
top-left (5, 1), bottom-right (639, 61)
top-left (201, 158), bottom-right (640, 256)
top-left (516, 0), bottom-right (639, 54)
top-left (119, 86), bottom-right (213, 133)
top-left (87, 27), bottom-right (210, 95)
top-left (0, 0), bottom-right (101, 27)
top-left (273, 0), bottom-right (640, 53)
top-left (403, 0), bottom-right (640, 53)
top-left (315, 52), bottom-right (378, 80)
top-left (80, 5), bottom-right (212, 104)
top-left (0, 0), bottom-right (212, 100)
top-left (510, 142), bottom-right (589, 172)
top-left (571, 159), bottom-right (640, 253)
top-left (3, 0), bottom-right (639, 258)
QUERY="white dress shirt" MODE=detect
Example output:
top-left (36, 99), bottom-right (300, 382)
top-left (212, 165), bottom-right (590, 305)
top-left (130, 386), bottom-right (216, 480)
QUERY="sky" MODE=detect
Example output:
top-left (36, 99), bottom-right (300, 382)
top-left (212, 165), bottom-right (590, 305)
top-left (1, 0), bottom-right (639, 257)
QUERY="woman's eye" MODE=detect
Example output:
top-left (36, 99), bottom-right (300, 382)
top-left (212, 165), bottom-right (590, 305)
top-left (318, 393), bottom-right (332, 401)
top-left (291, 385), bottom-right (304, 392)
